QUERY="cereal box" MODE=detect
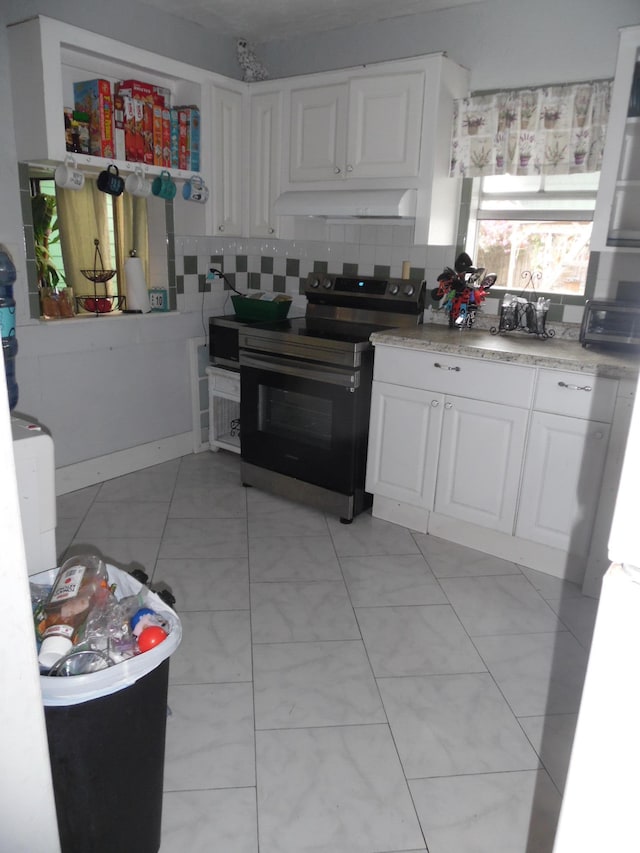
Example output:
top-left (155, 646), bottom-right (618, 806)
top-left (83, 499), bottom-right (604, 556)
top-left (73, 79), bottom-right (114, 159)
top-left (182, 106), bottom-right (200, 172)
top-left (169, 108), bottom-right (180, 169)
top-left (112, 93), bottom-right (126, 161)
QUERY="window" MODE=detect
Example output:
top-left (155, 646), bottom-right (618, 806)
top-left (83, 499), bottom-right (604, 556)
top-left (29, 172), bottom-right (151, 317)
top-left (465, 172), bottom-right (600, 296)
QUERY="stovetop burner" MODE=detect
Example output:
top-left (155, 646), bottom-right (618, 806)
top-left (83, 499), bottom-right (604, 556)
top-left (239, 272), bottom-right (425, 363)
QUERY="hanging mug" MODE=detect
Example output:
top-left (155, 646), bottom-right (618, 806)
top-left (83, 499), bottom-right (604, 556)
top-left (97, 164), bottom-right (124, 196)
top-left (54, 156), bottom-right (85, 191)
top-left (151, 170), bottom-right (177, 200)
top-left (125, 167), bottom-right (152, 198)
top-left (182, 175), bottom-right (209, 203)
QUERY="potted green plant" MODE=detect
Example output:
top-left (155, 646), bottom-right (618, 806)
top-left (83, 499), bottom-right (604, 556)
top-left (31, 192), bottom-right (73, 318)
top-left (31, 192), bottom-right (61, 289)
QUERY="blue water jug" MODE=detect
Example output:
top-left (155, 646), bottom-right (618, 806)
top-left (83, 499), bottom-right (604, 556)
top-left (0, 244), bottom-right (18, 410)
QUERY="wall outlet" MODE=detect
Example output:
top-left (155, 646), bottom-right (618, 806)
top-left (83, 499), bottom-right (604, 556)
top-left (207, 264), bottom-right (222, 280)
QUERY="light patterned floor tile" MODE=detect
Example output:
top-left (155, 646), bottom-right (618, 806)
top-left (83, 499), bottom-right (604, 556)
top-left (410, 769), bottom-right (561, 853)
top-left (161, 787), bottom-right (258, 853)
top-left (256, 725), bottom-right (425, 853)
top-left (378, 673), bottom-right (539, 778)
top-left (254, 640), bottom-right (385, 729)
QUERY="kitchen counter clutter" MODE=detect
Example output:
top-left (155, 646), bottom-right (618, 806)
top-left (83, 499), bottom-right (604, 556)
top-left (366, 322), bottom-right (639, 597)
top-left (370, 322), bottom-right (640, 379)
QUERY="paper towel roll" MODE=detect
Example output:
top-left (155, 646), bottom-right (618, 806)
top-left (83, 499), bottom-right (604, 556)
top-left (401, 260), bottom-right (411, 280)
top-left (124, 256), bottom-right (151, 313)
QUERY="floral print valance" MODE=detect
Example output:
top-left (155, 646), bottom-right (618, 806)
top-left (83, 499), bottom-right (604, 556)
top-left (449, 80), bottom-right (612, 177)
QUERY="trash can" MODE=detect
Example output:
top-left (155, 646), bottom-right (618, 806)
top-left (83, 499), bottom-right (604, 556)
top-left (34, 564), bottom-right (182, 853)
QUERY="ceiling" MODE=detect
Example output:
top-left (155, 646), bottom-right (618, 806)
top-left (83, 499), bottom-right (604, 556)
top-left (140, 0), bottom-right (482, 44)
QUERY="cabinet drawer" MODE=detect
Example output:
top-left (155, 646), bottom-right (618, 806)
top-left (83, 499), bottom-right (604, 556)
top-left (207, 367), bottom-right (241, 397)
top-left (374, 347), bottom-right (535, 408)
top-left (534, 369), bottom-right (617, 421)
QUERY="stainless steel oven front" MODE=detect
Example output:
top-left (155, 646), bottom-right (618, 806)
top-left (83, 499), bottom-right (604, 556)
top-left (239, 348), bottom-right (374, 523)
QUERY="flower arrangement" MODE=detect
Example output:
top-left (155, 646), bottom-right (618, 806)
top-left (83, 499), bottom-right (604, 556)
top-left (573, 129), bottom-right (590, 165)
top-left (518, 132), bottom-right (536, 156)
top-left (574, 129), bottom-right (590, 155)
top-left (520, 93), bottom-right (538, 125)
top-left (545, 139), bottom-right (567, 167)
top-left (542, 105), bottom-right (562, 127)
top-left (470, 146), bottom-right (492, 170)
top-left (464, 114), bottom-right (485, 134)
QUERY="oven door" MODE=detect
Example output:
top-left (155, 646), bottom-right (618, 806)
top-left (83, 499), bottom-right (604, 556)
top-left (239, 350), bottom-right (372, 495)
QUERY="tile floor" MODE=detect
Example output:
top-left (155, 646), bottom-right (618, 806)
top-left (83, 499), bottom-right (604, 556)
top-left (56, 450), bottom-right (599, 853)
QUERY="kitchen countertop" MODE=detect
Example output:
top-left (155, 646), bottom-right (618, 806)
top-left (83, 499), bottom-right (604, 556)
top-left (370, 323), bottom-right (640, 380)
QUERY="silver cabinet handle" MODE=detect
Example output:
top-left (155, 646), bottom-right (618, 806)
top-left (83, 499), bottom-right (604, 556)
top-left (346, 164), bottom-right (353, 172)
top-left (430, 399), bottom-right (439, 407)
top-left (444, 401), bottom-right (453, 409)
top-left (434, 362), bottom-right (461, 372)
top-left (268, 227), bottom-right (275, 234)
top-left (593, 431), bottom-right (604, 440)
top-left (334, 166), bottom-right (341, 174)
top-left (218, 225), bottom-right (225, 232)
top-left (558, 381), bottom-right (592, 392)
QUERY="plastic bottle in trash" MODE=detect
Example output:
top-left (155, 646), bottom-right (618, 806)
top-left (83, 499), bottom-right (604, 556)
top-left (38, 554), bottom-right (112, 669)
top-left (0, 244), bottom-right (18, 411)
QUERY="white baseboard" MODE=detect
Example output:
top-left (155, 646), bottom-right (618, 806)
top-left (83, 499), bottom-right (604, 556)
top-left (370, 494), bottom-right (587, 585)
top-left (55, 431), bottom-right (196, 495)
top-left (427, 513), bottom-right (586, 585)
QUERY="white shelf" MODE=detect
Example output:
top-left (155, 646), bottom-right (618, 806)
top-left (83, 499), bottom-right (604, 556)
top-left (8, 16), bottom-right (208, 176)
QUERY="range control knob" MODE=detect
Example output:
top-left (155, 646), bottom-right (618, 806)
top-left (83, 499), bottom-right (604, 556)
top-left (388, 283), bottom-right (400, 295)
top-left (323, 279), bottom-right (332, 289)
top-left (309, 277), bottom-right (321, 288)
top-left (403, 284), bottom-right (415, 297)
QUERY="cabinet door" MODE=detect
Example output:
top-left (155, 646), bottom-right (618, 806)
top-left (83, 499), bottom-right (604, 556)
top-left (346, 73), bottom-right (424, 178)
top-left (366, 382), bottom-right (443, 509)
top-left (435, 396), bottom-right (528, 533)
top-left (592, 26), bottom-right (640, 251)
top-left (249, 91), bottom-right (281, 237)
top-left (289, 84), bottom-right (347, 181)
top-left (212, 86), bottom-right (244, 235)
top-left (516, 412), bottom-right (610, 555)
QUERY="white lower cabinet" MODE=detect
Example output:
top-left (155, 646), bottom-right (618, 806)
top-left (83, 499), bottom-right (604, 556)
top-left (435, 395), bottom-right (528, 534)
top-left (515, 411), bottom-right (610, 555)
top-left (366, 383), bottom-right (528, 534)
top-left (366, 382), bottom-right (442, 509)
top-left (366, 344), bottom-right (625, 585)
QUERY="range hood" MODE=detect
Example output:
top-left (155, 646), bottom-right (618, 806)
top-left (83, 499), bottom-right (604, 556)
top-left (273, 188), bottom-right (416, 219)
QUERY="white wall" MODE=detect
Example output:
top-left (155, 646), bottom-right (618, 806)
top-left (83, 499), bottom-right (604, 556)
top-left (261, 0), bottom-right (640, 89)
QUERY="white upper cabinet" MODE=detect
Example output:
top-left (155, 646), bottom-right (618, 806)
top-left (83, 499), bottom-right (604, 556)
top-left (290, 84), bottom-right (348, 182)
top-left (592, 25), bottom-right (640, 251)
top-left (281, 55), bottom-right (468, 245)
top-left (211, 86), bottom-right (245, 236)
top-left (289, 72), bottom-right (424, 182)
top-left (249, 91), bottom-right (282, 237)
top-left (7, 15), bottom-right (209, 180)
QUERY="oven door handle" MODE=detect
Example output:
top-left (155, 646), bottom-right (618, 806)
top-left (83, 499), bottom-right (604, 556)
top-left (240, 352), bottom-right (360, 389)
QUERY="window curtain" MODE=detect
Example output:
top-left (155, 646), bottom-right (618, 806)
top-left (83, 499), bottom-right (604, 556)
top-left (113, 193), bottom-right (150, 288)
top-left (56, 181), bottom-right (111, 297)
top-left (449, 80), bottom-right (612, 178)
top-left (57, 181), bottom-right (149, 304)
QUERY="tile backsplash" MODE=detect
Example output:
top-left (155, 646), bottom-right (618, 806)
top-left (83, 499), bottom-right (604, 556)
top-left (174, 223), bottom-right (589, 324)
top-left (175, 224), bottom-right (450, 316)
